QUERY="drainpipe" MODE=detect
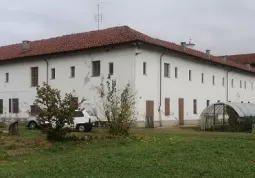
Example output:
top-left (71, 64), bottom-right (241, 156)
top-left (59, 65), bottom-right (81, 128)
top-left (44, 59), bottom-right (49, 84)
top-left (226, 69), bottom-right (232, 102)
top-left (159, 53), bottom-right (165, 127)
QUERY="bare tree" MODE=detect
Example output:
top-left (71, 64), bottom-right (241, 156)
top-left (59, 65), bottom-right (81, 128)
top-left (96, 75), bottom-right (137, 136)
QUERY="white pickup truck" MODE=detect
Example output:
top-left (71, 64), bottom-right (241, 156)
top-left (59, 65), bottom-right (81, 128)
top-left (26, 110), bottom-right (93, 132)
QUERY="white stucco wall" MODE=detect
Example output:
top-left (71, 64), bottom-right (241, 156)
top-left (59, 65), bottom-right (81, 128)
top-left (0, 45), bottom-right (135, 119)
top-left (0, 60), bottom-right (47, 118)
top-left (135, 45), bottom-right (255, 126)
top-left (228, 71), bottom-right (255, 103)
top-left (0, 43), bottom-right (255, 127)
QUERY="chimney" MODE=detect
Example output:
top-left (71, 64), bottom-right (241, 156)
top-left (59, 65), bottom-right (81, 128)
top-left (186, 39), bottom-right (195, 49)
top-left (206, 49), bottom-right (211, 58)
top-left (245, 63), bottom-right (251, 70)
top-left (22, 40), bottom-right (31, 50)
top-left (222, 56), bottom-right (227, 62)
top-left (180, 42), bottom-right (186, 51)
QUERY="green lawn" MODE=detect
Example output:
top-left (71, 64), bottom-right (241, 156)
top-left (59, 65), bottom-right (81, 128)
top-left (1, 125), bottom-right (255, 178)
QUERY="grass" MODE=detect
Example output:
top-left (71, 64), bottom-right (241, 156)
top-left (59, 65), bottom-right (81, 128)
top-left (1, 125), bottom-right (255, 177)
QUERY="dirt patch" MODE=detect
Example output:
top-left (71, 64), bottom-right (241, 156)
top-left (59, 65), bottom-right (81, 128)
top-left (1, 139), bottom-right (52, 157)
top-left (7, 147), bottom-right (34, 156)
top-left (0, 160), bottom-right (16, 166)
top-left (0, 138), bottom-right (52, 150)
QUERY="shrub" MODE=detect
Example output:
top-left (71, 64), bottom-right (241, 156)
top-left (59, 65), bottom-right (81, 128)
top-left (96, 75), bottom-right (137, 136)
top-left (0, 122), bottom-right (6, 128)
top-left (34, 83), bottom-right (77, 140)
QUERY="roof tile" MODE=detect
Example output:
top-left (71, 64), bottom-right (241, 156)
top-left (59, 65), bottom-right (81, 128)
top-left (224, 54), bottom-right (255, 65)
top-left (0, 26), bottom-right (254, 74)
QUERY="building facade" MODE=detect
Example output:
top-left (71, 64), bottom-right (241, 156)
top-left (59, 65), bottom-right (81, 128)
top-left (0, 26), bottom-right (254, 127)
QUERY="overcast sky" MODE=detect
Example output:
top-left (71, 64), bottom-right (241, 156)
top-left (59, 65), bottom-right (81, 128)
top-left (0, 0), bottom-right (254, 55)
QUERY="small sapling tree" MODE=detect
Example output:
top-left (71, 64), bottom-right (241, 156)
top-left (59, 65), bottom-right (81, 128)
top-left (97, 75), bottom-right (137, 136)
top-left (34, 83), bottom-right (77, 140)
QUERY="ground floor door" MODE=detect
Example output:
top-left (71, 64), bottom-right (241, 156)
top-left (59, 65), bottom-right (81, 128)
top-left (178, 98), bottom-right (184, 125)
top-left (146, 100), bottom-right (154, 128)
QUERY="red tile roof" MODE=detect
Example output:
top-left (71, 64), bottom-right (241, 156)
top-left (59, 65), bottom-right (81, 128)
top-left (223, 54), bottom-right (255, 65)
top-left (0, 26), bottom-right (254, 74)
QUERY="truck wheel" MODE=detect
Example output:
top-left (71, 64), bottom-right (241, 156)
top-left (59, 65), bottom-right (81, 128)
top-left (77, 124), bottom-right (85, 132)
top-left (28, 121), bottom-right (37, 129)
top-left (84, 123), bottom-right (93, 132)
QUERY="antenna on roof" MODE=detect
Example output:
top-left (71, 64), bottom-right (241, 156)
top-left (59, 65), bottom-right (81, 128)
top-left (95, 3), bottom-right (103, 30)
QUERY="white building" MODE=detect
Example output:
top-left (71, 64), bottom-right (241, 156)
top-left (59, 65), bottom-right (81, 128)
top-left (0, 26), bottom-right (254, 127)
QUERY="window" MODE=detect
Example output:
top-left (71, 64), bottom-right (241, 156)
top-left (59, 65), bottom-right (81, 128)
top-left (244, 81), bottom-right (246, 89)
top-left (51, 68), bottom-right (55, 79)
top-left (9, 98), bottom-right (19, 113)
top-left (164, 63), bottom-right (170, 77)
top-left (71, 97), bottom-right (79, 109)
top-left (240, 80), bottom-right (242, 88)
top-left (31, 67), bottom-right (38, 87)
top-left (143, 62), bottom-right (146, 75)
top-left (108, 62), bottom-right (114, 75)
top-left (70, 66), bottom-right (75, 78)
top-left (222, 77), bottom-right (225, 87)
top-left (231, 79), bottom-right (234, 88)
top-left (206, 100), bottom-right (210, 107)
top-left (5, 73), bottom-right (9, 83)
top-left (201, 73), bottom-right (204, 83)
top-left (0, 99), bottom-right (3, 114)
top-left (212, 75), bottom-right (215, 85)
top-left (175, 67), bottom-right (178, 78)
top-left (86, 110), bottom-right (96, 116)
top-left (75, 111), bottom-right (84, 117)
top-left (92, 61), bottom-right (100, 76)
top-left (165, 98), bottom-right (170, 116)
top-left (193, 99), bottom-right (197, 114)
top-left (189, 70), bottom-right (192, 81)
top-left (30, 105), bottom-right (39, 115)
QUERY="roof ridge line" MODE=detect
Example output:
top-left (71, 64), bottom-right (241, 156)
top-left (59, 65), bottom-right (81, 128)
top-left (0, 25), bottom-right (130, 48)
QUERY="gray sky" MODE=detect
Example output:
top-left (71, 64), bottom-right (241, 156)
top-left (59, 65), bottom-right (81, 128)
top-left (0, 0), bottom-right (254, 55)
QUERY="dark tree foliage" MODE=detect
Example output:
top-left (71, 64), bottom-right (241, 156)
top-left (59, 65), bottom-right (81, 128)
top-left (34, 83), bottom-right (77, 140)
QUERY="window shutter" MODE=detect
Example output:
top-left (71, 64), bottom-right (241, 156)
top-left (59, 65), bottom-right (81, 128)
top-left (9, 99), bottom-right (11, 113)
top-left (51, 68), bottom-right (55, 79)
top-left (193, 99), bottom-right (197, 114)
top-left (12, 98), bottom-right (19, 113)
top-left (70, 66), bottom-right (75, 78)
top-left (0, 99), bottom-right (3, 114)
top-left (92, 61), bottom-right (101, 76)
top-left (143, 62), bottom-right (146, 75)
top-left (16, 99), bottom-right (19, 113)
top-left (31, 67), bottom-right (39, 86)
top-left (109, 63), bottom-right (114, 75)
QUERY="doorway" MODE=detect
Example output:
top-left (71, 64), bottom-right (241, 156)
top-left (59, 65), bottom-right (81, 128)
top-left (146, 100), bottom-right (154, 128)
top-left (178, 98), bottom-right (184, 125)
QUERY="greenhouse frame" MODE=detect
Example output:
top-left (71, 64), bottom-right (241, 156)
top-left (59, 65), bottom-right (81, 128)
top-left (200, 102), bottom-right (255, 132)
